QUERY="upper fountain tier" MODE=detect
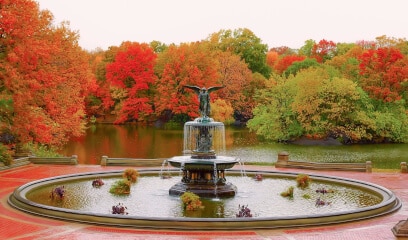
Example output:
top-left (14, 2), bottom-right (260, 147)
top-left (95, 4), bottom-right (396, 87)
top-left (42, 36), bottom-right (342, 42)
top-left (183, 117), bottom-right (226, 159)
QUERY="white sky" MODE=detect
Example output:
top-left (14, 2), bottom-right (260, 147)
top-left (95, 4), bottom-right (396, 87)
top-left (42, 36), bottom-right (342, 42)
top-left (36, 0), bottom-right (408, 51)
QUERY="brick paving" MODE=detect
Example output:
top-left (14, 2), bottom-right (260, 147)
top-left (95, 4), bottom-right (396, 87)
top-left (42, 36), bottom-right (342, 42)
top-left (0, 164), bottom-right (407, 240)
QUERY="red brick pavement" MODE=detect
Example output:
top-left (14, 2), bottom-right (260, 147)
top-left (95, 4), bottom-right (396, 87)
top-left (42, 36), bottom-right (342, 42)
top-left (1, 164), bottom-right (407, 240)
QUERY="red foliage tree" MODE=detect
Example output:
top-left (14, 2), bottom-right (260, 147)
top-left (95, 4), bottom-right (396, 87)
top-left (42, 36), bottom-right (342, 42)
top-left (105, 42), bottom-right (157, 123)
top-left (274, 55), bottom-right (306, 74)
top-left (358, 47), bottom-right (408, 102)
top-left (311, 39), bottom-right (337, 63)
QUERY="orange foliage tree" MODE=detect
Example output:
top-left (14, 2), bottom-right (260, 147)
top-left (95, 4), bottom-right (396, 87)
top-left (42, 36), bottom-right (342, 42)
top-left (266, 50), bottom-right (279, 68)
top-left (215, 51), bottom-right (255, 120)
top-left (358, 47), bottom-right (408, 102)
top-left (105, 42), bottom-right (157, 123)
top-left (0, 0), bottom-right (96, 146)
top-left (154, 42), bottom-right (219, 120)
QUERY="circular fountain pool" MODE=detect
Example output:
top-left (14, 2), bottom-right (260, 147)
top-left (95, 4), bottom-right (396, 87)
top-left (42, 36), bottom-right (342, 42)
top-left (8, 169), bottom-right (401, 230)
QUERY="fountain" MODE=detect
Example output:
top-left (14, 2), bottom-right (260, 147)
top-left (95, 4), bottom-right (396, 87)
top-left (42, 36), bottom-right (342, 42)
top-left (7, 85), bottom-right (402, 230)
top-left (167, 85), bottom-right (238, 197)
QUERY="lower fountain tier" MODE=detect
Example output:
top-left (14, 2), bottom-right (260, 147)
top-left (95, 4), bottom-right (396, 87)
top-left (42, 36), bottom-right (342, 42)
top-left (167, 155), bottom-right (238, 197)
top-left (167, 156), bottom-right (238, 171)
top-left (169, 182), bottom-right (237, 198)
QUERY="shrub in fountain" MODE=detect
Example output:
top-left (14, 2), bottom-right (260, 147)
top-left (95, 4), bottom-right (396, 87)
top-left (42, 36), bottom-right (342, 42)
top-left (281, 186), bottom-right (294, 198)
top-left (92, 178), bottom-right (104, 187)
top-left (315, 197), bottom-right (331, 207)
top-left (236, 204), bottom-right (253, 217)
top-left (296, 174), bottom-right (311, 189)
top-left (109, 169), bottom-right (139, 195)
top-left (123, 168), bottom-right (139, 183)
top-left (111, 203), bottom-right (128, 215)
top-left (180, 191), bottom-right (203, 211)
top-left (316, 187), bottom-right (334, 194)
top-left (109, 179), bottom-right (131, 195)
top-left (50, 186), bottom-right (65, 200)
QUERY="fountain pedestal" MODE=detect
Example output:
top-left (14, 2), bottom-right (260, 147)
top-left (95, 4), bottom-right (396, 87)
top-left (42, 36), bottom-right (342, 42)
top-left (168, 117), bottom-right (238, 197)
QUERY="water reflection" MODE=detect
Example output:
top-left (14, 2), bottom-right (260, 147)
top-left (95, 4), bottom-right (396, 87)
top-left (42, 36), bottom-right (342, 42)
top-left (61, 124), bottom-right (408, 169)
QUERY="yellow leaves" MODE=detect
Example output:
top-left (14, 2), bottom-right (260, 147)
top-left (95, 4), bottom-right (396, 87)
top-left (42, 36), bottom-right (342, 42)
top-left (210, 99), bottom-right (234, 124)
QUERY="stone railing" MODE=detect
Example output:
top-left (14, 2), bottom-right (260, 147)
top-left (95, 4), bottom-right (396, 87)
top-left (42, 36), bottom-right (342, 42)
top-left (275, 152), bottom-right (372, 173)
top-left (100, 156), bottom-right (167, 167)
top-left (29, 155), bottom-right (78, 165)
top-left (0, 155), bottom-right (78, 170)
top-left (0, 157), bottom-right (31, 170)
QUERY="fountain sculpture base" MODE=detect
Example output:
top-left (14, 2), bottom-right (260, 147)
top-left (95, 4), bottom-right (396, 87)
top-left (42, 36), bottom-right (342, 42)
top-left (167, 155), bottom-right (239, 198)
top-left (169, 182), bottom-right (237, 198)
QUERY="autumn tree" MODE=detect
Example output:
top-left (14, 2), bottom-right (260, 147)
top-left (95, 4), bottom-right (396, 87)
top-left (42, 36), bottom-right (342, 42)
top-left (273, 55), bottom-right (306, 75)
top-left (291, 68), bottom-right (362, 139)
top-left (326, 45), bottom-right (364, 80)
top-left (298, 39), bottom-right (315, 57)
top-left (149, 40), bottom-right (168, 53)
top-left (210, 99), bottom-right (234, 124)
top-left (105, 42), bottom-right (157, 124)
top-left (358, 47), bottom-right (408, 102)
top-left (311, 39), bottom-right (337, 63)
top-left (0, 0), bottom-right (96, 146)
top-left (269, 46), bottom-right (294, 56)
top-left (215, 51), bottom-right (254, 120)
top-left (266, 50), bottom-right (279, 68)
top-left (154, 42), bottom-right (219, 120)
top-left (249, 65), bottom-right (408, 143)
top-left (207, 28), bottom-right (271, 78)
top-left (284, 58), bottom-right (319, 77)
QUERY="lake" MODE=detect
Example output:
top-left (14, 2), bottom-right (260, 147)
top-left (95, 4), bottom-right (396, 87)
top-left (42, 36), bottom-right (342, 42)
top-left (60, 124), bottom-right (408, 169)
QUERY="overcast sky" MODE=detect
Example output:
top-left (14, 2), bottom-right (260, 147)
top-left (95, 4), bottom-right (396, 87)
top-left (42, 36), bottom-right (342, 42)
top-left (36, 0), bottom-right (408, 51)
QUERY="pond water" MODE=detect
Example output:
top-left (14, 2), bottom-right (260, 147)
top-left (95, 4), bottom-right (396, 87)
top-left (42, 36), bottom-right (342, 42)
top-left (60, 124), bottom-right (408, 169)
top-left (26, 174), bottom-right (382, 218)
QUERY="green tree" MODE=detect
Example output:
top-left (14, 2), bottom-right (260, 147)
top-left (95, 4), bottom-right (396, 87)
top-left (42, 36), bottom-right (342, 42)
top-left (298, 39), bottom-right (315, 57)
top-left (207, 28), bottom-right (271, 78)
top-left (284, 58), bottom-right (320, 77)
top-left (248, 76), bottom-right (302, 141)
top-left (150, 40), bottom-right (168, 53)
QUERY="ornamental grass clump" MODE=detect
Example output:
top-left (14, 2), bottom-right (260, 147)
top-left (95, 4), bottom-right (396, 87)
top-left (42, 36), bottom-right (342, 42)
top-left (296, 174), bottom-right (311, 189)
top-left (180, 191), bottom-right (203, 211)
top-left (280, 186), bottom-right (294, 198)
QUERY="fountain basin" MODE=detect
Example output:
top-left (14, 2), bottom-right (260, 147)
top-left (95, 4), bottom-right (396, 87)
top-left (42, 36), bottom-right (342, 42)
top-left (168, 156), bottom-right (238, 170)
top-left (8, 169), bottom-right (401, 230)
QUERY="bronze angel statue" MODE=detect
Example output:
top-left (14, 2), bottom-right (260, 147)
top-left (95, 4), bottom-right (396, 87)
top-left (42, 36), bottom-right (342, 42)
top-left (183, 85), bottom-right (225, 118)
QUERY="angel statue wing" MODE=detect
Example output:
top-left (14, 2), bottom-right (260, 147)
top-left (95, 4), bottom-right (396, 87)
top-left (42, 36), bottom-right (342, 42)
top-left (207, 86), bottom-right (225, 93)
top-left (183, 85), bottom-right (201, 94)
